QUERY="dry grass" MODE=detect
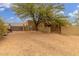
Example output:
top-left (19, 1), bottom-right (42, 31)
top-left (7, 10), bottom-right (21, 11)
top-left (0, 30), bottom-right (79, 56)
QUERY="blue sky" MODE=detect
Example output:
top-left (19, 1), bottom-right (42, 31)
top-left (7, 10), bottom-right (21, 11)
top-left (64, 3), bottom-right (79, 22)
top-left (0, 3), bottom-right (79, 24)
top-left (0, 3), bottom-right (22, 24)
top-left (64, 3), bottom-right (78, 14)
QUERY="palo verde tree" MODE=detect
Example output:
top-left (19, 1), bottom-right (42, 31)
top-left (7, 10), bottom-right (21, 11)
top-left (12, 4), bottom-right (64, 30)
top-left (12, 3), bottom-right (69, 33)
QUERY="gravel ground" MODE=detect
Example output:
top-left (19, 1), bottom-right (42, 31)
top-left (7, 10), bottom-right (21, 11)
top-left (0, 31), bottom-right (79, 56)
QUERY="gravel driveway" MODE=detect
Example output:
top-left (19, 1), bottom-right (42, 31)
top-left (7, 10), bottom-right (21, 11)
top-left (0, 31), bottom-right (79, 56)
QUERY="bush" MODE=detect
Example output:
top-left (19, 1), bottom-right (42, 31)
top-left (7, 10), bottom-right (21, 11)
top-left (0, 19), bottom-right (8, 39)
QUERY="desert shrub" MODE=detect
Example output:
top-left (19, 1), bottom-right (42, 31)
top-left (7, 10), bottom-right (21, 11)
top-left (0, 19), bottom-right (8, 39)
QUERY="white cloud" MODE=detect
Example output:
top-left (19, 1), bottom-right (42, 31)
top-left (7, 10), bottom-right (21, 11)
top-left (9, 17), bottom-right (15, 20)
top-left (59, 11), bottom-right (64, 14)
top-left (68, 13), bottom-right (74, 17)
top-left (77, 5), bottom-right (79, 8)
top-left (73, 10), bottom-right (78, 14)
top-left (0, 3), bottom-right (11, 11)
top-left (4, 4), bottom-right (10, 8)
top-left (0, 8), bottom-right (5, 11)
top-left (0, 3), bottom-right (11, 8)
top-left (7, 17), bottom-right (15, 23)
top-left (68, 10), bottom-right (79, 17)
top-left (56, 11), bottom-right (65, 15)
top-left (0, 4), bottom-right (3, 7)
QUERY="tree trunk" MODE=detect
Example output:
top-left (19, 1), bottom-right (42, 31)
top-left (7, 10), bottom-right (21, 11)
top-left (34, 24), bottom-right (38, 31)
top-left (58, 25), bottom-right (61, 33)
top-left (51, 24), bottom-right (56, 32)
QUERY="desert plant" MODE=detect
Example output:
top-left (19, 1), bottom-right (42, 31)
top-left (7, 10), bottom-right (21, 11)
top-left (0, 18), bottom-right (8, 39)
top-left (12, 4), bottom-right (65, 30)
top-left (12, 3), bottom-right (70, 33)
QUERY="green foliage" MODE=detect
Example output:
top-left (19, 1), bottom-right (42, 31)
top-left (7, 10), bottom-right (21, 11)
top-left (0, 18), bottom-right (8, 39)
top-left (51, 15), bottom-right (70, 26)
top-left (12, 3), bottom-right (70, 31)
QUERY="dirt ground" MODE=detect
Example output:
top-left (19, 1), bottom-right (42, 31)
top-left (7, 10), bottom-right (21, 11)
top-left (0, 31), bottom-right (79, 56)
